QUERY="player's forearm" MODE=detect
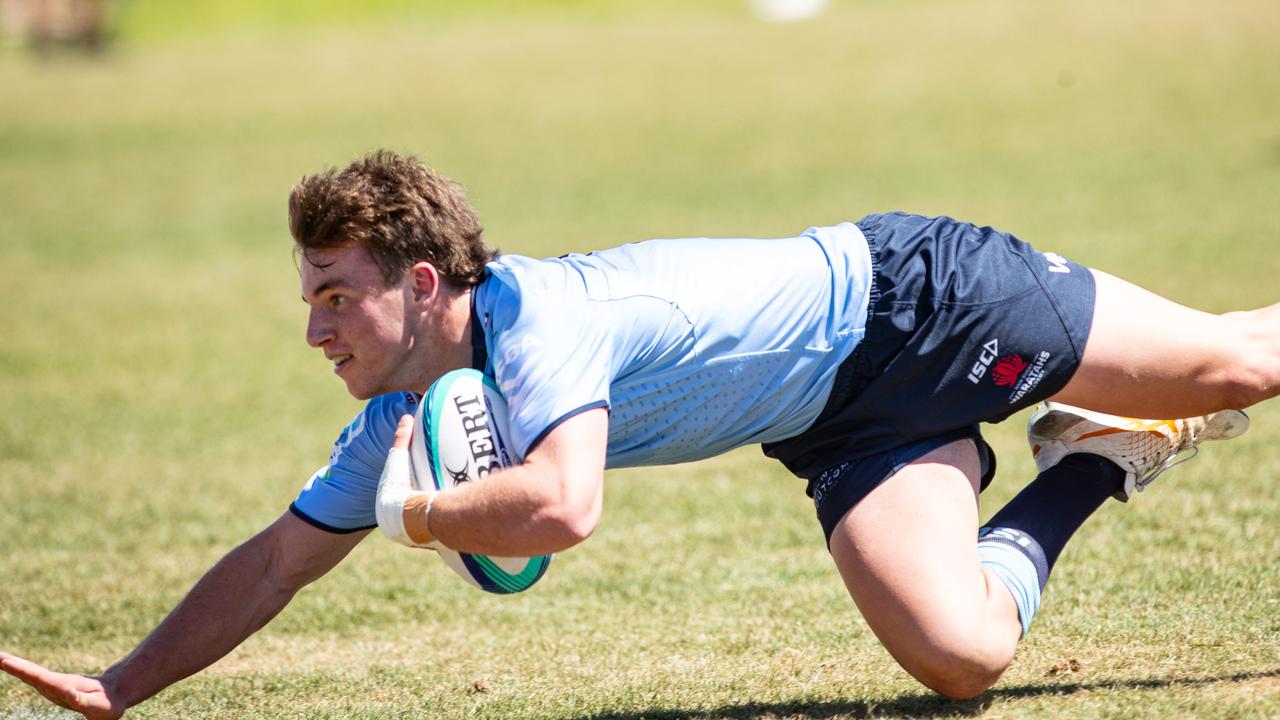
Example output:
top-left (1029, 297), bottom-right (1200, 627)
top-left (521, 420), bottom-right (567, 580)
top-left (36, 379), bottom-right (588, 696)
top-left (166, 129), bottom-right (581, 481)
top-left (429, 462), bottom-right (601, 556)
top-left (382, 408), bottom-right (607, 556)
top-left (99, 538), bottom-right (297, 708)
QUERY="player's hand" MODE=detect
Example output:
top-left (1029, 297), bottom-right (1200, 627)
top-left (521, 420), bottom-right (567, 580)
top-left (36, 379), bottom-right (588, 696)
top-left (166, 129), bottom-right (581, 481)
top-left (0, 652), bottom-right (126, 720)
top-left (375, 415), bottom-right (440, 549)
top-left (391, 413), bottom-right (414, 453)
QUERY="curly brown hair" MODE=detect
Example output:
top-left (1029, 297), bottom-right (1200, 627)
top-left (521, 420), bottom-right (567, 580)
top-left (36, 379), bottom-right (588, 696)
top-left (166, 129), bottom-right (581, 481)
top-left (288, 150), bottom-right (497, 287)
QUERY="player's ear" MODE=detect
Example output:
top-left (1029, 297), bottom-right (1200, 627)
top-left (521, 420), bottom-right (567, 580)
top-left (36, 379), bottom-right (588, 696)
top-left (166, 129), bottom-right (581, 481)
top-left (408, 262), bottom-right (441, 304)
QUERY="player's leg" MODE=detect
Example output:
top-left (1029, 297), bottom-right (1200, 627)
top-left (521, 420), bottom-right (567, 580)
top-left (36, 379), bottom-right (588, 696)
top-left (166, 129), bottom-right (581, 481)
top-left (1053, 269), bottom-right (1280, 418)
top-left (827, 439), bottom-right (1021, 699)
top-left (800, 214), bottom-right (1275, 697)
top-left (828, 436), bottom-right (1134, 699)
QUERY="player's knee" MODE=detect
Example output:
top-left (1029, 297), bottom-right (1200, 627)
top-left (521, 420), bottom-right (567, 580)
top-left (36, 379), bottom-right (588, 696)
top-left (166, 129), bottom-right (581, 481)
top-left (1215, 366), bottom-right (1270, 410)
top-left (1211, 310), bottom-right (1280, 409)
top-left (916, 653), bottom-right (1008, 700)
top-left (904, 633), bottom-right (1013, 700)
top-left (1209, 336), bottom-right (1278, 410)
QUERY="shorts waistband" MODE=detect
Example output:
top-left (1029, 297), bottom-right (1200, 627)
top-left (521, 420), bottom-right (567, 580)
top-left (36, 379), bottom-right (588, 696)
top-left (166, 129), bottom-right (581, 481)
top-left (812, 218), bottom-right (884, 427)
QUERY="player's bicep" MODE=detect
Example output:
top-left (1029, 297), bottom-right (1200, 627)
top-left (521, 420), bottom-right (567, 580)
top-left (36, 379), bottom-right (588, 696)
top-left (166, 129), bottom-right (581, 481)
top-left (522, 406), bottom-right (608, 518)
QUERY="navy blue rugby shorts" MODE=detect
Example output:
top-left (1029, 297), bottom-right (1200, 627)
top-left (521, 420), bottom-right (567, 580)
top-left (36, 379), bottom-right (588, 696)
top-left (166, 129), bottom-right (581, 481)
top-left (762, 212), bottom-right (1097, 543)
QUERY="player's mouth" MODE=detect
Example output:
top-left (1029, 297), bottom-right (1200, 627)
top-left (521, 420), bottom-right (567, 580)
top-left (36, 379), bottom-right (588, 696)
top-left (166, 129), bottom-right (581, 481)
top-left (331, 354), bottom-right (353, 373)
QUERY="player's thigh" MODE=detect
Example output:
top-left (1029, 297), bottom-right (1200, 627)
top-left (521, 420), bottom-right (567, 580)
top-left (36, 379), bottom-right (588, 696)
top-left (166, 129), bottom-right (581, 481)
top-left (828, 439), bottom-right (1020, 691)
top-left (1054, 269), bottom-right (1255, 417)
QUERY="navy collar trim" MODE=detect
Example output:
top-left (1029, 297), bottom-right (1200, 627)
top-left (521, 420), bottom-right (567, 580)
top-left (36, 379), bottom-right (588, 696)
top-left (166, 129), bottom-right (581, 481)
top-left (469, 288), bottom-right (488, 372)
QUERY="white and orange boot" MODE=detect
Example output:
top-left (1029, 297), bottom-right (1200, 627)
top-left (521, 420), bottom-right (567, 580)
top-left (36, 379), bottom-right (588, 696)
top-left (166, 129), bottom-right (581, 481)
top-left (1027, 402), bottom-right (1250, 501)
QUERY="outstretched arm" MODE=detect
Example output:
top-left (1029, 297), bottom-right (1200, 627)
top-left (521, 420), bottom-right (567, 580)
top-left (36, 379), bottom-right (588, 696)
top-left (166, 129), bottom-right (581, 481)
top-left (1, 512), bottom-right (368, 719)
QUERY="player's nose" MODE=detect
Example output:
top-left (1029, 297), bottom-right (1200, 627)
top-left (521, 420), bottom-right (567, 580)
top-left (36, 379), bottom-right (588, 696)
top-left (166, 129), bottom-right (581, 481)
top-left (305, 308), bottom-right (335, 348)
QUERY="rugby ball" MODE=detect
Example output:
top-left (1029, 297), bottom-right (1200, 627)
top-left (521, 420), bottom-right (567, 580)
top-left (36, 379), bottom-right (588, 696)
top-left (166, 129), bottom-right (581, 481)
top-left (410, 369), bottom-right (551, 594)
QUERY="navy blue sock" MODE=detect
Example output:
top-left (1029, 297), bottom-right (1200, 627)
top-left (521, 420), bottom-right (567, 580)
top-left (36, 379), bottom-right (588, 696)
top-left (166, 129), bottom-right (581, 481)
top-left (978, 453), bottom-right (1125, 635)
top-left (985, 452), bottom-right (1125, 568)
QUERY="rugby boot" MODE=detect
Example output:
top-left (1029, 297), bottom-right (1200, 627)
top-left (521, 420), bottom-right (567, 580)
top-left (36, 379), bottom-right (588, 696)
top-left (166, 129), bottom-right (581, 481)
top-left (1027, 401), bottom-right (1249, 501)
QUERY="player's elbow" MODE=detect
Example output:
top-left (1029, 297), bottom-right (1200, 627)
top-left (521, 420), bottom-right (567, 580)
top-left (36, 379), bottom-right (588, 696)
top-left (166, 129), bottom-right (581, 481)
top-left (564, 500), bottom-right (602, 545)
top-left (539, 478), bottom-right (602, 550)
top-left (544, 500), bottom-right (600, 549)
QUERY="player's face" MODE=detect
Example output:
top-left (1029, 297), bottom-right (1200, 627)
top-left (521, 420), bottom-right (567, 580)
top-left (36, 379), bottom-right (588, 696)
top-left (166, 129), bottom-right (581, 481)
top-left (300, 244), bottom-right (424, 399)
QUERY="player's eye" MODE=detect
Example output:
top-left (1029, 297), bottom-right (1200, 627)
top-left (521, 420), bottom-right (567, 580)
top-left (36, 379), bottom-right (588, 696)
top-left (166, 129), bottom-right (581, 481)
top-left (329, 295), bottom-right (347, 307)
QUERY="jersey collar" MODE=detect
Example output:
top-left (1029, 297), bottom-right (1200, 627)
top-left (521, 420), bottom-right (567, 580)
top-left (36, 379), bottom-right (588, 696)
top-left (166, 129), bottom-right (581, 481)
top-left (469, 285), bottom-right (489, 373)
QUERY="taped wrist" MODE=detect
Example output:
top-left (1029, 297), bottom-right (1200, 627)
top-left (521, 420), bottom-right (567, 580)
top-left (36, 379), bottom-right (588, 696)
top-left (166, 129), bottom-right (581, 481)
top-left (375, 447), bottom-right (440, 549)
top-left (402, 492), bottom-right (438, 547)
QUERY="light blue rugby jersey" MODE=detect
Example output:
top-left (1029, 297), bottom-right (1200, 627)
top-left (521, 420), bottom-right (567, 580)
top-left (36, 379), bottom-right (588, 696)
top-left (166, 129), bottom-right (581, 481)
top-left (291, 222), bottom-right (873, 532)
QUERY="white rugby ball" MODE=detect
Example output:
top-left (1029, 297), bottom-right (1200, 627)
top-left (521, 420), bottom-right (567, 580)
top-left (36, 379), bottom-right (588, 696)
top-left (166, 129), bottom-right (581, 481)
top-left (410, 368), bottom-right (551, 594)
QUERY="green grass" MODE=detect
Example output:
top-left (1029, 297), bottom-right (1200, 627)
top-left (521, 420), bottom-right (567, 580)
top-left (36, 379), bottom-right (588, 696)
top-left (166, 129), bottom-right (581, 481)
top-left (2, 1), bottom-right (1280, 718)
top-left (106, 0), bottom-right (744, 44)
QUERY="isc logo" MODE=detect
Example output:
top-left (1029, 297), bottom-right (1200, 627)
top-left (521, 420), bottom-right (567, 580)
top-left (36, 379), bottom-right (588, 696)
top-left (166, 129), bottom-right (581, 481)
top-left (967, 339), bottom-right (1000, 384)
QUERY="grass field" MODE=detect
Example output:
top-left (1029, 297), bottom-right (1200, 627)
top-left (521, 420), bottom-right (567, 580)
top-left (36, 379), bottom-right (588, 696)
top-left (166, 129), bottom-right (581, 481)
top-left (2, 1), bottom-right (1279, 718)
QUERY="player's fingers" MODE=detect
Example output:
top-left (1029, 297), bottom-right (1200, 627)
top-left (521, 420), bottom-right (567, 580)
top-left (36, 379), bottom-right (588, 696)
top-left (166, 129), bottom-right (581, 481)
top-left (392, 414), bottom-right (414, 451)
top-left (0, 655), bottom-right (78, 710)
top-left (0, 658), bottom-right (96, 713)
top-left (0, 653), bottom-right (51, 685)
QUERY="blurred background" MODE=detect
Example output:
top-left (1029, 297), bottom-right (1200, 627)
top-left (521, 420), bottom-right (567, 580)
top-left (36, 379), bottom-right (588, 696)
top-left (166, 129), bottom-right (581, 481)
top-left (3, 0), bottom-right (1277, 480)
top-left (1, 2), bottom-right (1279, 717)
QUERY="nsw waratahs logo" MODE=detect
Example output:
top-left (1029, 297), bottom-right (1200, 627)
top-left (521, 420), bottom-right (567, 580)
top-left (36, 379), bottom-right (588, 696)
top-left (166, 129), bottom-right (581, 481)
top-left (965, 338), bottom-right (1043, 395)
top-left (991, 354), bottom-right (1028, 387)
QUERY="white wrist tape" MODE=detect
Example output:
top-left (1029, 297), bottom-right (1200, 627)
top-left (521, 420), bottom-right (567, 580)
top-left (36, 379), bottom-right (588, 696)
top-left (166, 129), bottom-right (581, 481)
top-left (375, 447), bottom-right (438, 549)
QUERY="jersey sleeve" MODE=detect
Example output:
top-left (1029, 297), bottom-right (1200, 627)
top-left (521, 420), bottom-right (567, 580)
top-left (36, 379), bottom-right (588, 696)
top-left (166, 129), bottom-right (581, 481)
top-left (289, 392), bottom-right (418, 533)
top-left (480, 274), bottom-right (612, 461)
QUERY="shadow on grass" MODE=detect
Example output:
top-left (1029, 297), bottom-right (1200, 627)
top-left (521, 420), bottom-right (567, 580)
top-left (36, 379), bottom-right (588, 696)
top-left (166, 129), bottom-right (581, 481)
top-left (574, 667), bottom-right (1280, 719)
